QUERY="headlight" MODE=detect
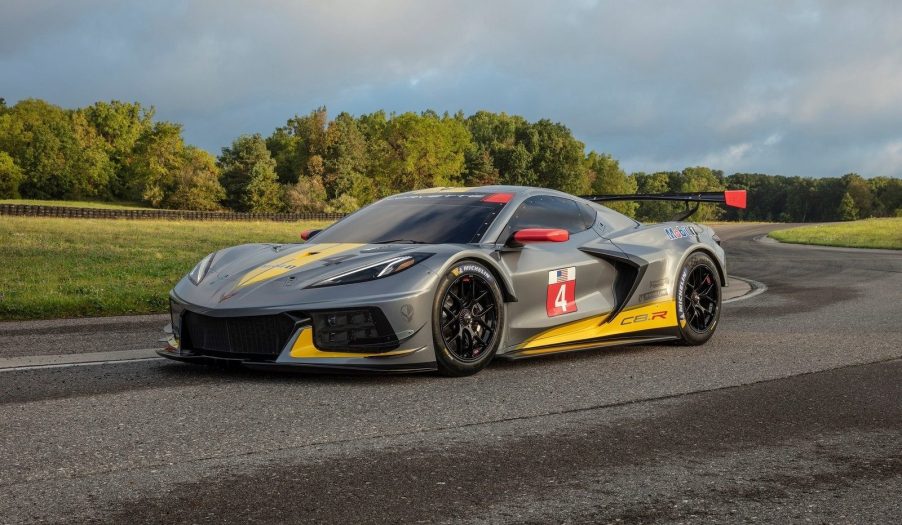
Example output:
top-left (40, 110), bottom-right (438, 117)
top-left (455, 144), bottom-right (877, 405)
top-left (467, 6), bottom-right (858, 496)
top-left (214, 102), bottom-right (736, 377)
top-left (188, 252), bottom-right (216, 285)
top-left (308, 253), bottom-right (433, 288)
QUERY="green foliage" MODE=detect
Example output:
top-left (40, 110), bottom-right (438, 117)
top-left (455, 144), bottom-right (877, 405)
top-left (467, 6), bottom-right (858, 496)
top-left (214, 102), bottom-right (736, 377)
top-left (585, 152), bottom-right (637, 216)
top-left (218, 134), bottom-right (279, 211)
top-left (243, 162), bottom-right (283, 212)
top-left (0, 151), bottom-right (23, 198)
top-left (284, 175), bottom-right (328, 213)
top-left (0, 98), bottom-right (218, 210)
top-left (837, 192), bottom-right (859, 221)
top-left (126, 122), bottom-right (185, 206)
top-left (2, 99), bottom-right (899, 222)
top-left (0, 99), bottom-right (87, 198)
top-left (721, 173), bottom-right (897, 223)
top-left (161, 147), bottom-right (225, 211)
top-left (633, 172), bottom-right (679, 221)
top-left (326, 193), bottom-right (360, 214)
top-left (369, 111), bottom-right (470, 196)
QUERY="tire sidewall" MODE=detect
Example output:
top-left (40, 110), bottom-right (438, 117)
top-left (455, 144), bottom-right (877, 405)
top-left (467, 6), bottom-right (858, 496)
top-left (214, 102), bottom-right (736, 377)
top-left (431, 260), bottom-right (505, 376)
top-left (676, 252), bottom-right (721, 345)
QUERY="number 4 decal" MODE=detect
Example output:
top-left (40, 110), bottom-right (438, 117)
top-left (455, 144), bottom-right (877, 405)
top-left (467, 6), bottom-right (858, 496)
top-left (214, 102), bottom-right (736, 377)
top-left (546, 267), bottom-right (577, 317)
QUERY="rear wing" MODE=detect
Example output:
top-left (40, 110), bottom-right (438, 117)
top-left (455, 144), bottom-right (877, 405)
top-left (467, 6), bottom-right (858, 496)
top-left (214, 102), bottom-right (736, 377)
top-left (580, 190), bottom-right (747, 221)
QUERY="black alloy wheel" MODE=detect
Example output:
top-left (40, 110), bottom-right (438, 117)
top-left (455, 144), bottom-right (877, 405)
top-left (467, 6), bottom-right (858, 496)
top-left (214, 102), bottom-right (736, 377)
top-left (676, 252), bottom-right (722, 345)
top-left (683, 265), bottom-right (719, 332)
top-left (432, 261), bottom-right (504, 376)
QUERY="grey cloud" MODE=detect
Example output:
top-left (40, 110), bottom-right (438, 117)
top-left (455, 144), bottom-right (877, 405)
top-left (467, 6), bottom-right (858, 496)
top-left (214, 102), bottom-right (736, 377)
top-left (1, 0), bottom-right (901, 177)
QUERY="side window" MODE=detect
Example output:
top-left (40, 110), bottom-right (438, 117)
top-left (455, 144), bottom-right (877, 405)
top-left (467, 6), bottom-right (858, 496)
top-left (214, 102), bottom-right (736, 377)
top-left (503, 195), bottom-right (590, 239)
top-left (577, 201), bottom-right (598, 230)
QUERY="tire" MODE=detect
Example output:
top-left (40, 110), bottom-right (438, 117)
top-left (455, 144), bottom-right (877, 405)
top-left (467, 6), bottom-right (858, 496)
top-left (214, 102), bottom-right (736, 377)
top-left (675, 251), bottom-right (722, 346)
top-left (432, 261), bottom-right (505, 376)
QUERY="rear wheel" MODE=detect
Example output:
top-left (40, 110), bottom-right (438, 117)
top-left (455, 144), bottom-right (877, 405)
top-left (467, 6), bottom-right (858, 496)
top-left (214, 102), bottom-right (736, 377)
top-left (676, 252), bottom-right (721, 345)
top-left (432, 261), bottom-right (504, 376)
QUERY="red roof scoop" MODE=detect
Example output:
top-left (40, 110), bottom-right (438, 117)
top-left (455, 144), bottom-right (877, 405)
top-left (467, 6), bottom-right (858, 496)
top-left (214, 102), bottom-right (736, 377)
top-left (482, 193), bottom-right (513, 203)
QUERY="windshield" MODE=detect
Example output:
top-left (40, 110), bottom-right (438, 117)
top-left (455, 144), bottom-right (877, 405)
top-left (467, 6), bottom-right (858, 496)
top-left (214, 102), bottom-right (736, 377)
top-left (311, 193), bottom-right (510, 244)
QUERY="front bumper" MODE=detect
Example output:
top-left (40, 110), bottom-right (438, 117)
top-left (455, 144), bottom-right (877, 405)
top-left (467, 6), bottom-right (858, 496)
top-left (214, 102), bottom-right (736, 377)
top-left (160, 291), bottom-right (438, 373)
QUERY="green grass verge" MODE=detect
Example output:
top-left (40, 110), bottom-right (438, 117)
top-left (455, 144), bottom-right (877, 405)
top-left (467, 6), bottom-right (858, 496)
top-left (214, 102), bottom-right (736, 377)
top-left (0, 217), bottom-right (333, 320)
top-left (0, 199), bottom-right (153, 210)
top-left (768, 218), bottom-right (902, 250)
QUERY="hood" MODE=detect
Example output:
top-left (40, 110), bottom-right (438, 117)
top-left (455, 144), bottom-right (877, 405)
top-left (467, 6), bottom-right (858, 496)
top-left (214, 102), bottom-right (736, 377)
top-left (173, 242), bottom-right (437, 310)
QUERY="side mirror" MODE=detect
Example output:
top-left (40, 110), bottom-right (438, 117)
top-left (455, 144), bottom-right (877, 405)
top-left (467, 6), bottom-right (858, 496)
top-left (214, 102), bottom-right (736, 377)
top-left (300, 229), bottom-right (322, 241)
top-left (506, 228), bottom-right (569, 247)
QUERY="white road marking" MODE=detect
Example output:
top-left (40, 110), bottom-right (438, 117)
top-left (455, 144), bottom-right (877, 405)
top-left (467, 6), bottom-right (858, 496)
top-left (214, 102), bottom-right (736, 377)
top-left (724, 276), bottom-right (768, 304)
top-left (0, 348), bottom-right (163, 372)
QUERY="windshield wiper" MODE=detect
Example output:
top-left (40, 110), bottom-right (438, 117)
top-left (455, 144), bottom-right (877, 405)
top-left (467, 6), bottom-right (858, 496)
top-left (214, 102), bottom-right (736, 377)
top-left (373, 239), bottom-right (430, 244)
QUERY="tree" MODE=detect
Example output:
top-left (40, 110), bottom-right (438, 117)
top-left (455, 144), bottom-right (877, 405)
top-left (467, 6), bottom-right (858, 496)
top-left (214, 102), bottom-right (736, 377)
top-left (633, 172), bottom-right (680, 221)
top-left (0, 151), bottom-right (23, 198)
top-left (266, 107), bottom-right (329, 185)
top-left (371, 111), bottom-right (471, 197)
top-left (585, 152), bottom-right (637, 216)
top-left (465, 111), bottom-right (535, 186)
top-left (80, 101), bottom-right (154, 197)
top-left (242, 162), bottom-right (283, 212)
top-left (284, 175), bottom-right (328, 213)
top-left (127, 121), bottom-right (186, 206)
top-left (841, 173), bottom-right (874, 218)
top-left (870, 176), bottom-right (902, 217)
top-left (462, 144), bottom-right (500, 186)
top-left (675, 167), bottom-right (726, 221)
top-left (162, 147), bottom-right (225, 210)
top-left (529, 119), bottom-right (589, 194)
top-left (218, 134), bottom-right (278, 211)
top-left (0, 99), bottom-right (85, 198)
top-left (323, 112), bottom-right (369, 203)
top-left (326, 193), bottom-right (360, 214)
top-left (837, 192), bottom-right (859, 221)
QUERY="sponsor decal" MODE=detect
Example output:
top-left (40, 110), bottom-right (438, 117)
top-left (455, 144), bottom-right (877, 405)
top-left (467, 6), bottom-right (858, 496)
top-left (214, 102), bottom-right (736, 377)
top-left (620, 310), bottom-right (668, 325)
top-left (677, 266), bottom-right (689, 321)
top-left (456, 263), bottom-right (493, 281)
top-left (546, 267), bottom-right (577, 317)
top-left (639, 288), bottom-right (669, 302)
top-left (400, 304), bottom-right (414, 322)
top-left (665, 225), bottom-right (697, 240)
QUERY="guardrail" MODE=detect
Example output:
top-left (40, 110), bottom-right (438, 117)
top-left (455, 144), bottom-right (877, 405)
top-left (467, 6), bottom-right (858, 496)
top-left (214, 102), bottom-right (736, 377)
top-left (0, 204), bottom-right (346, 222)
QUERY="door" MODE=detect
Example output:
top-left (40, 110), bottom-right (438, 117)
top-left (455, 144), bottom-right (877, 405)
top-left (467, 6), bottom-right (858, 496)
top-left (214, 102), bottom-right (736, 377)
top-left (497, 195), bottom-right (620, 348)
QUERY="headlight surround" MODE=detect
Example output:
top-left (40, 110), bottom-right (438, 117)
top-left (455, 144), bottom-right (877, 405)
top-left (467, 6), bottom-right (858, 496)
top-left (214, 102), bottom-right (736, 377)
top-left (188, 252), bottom-right (216, 285)
top-left (308, 253), bottom-right (433, 288)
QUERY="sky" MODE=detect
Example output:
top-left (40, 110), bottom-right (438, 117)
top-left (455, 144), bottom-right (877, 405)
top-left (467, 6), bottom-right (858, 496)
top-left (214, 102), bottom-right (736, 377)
top-left (2, 0), bottom-right (901, 178)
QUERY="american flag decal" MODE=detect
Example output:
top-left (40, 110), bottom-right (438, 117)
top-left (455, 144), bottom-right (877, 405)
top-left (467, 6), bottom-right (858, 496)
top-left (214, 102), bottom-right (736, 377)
top-left (548, 267), bottom-right (576, 285)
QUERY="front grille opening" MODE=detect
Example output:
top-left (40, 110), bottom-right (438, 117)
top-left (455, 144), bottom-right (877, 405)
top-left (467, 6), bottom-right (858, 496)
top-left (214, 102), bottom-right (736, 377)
top-left (181, 312), bottom-right (296, 359)
top-left (311, 308), bottom-right (399, 352)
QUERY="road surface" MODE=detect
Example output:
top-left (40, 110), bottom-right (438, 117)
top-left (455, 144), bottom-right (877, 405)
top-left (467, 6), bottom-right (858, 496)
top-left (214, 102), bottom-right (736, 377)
top-left (1, 224), bottom-right (900, 523)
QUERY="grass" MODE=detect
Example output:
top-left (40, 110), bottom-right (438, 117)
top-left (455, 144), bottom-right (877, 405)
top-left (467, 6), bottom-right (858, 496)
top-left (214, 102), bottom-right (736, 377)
top-left (0, 198), bottom-right (154, 210)
top-left (768, 218), bottom-right (902, 250)
top-left (0, 217), bottom-right (333, 320)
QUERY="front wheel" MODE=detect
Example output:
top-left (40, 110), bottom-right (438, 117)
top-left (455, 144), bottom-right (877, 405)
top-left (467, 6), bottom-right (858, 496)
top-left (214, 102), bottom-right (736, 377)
top-left (676, 252), bottom-right (722, 345)
top-left (432, 261), bottom-right (504, 376)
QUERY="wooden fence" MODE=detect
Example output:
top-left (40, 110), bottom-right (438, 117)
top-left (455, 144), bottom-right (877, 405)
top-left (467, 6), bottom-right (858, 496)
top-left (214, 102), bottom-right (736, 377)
top-left (0, 204), bottom-right (347, 222)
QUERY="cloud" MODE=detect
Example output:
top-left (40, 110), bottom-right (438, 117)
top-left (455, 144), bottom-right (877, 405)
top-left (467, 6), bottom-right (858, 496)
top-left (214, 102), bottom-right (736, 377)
top-left (1, 0), bottom-right (901, 177)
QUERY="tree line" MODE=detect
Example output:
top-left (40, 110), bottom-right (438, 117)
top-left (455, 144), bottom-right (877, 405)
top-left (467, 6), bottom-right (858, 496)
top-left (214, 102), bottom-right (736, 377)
top-left (1, 98), bottom-right (899, 221)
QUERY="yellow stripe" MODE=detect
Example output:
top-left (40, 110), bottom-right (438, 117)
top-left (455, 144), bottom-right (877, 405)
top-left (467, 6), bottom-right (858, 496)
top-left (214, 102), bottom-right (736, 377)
top-left (288, 327), bottom-right (418, 359)
top-left (235, 243), bottom-right (364, 289)
top-left (517, 299), bottom-right (677, 354)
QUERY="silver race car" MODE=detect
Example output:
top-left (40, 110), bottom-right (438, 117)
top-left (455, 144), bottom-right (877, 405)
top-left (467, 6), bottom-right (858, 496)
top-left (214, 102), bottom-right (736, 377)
top-left (159, 186), bottom-right (747, 376)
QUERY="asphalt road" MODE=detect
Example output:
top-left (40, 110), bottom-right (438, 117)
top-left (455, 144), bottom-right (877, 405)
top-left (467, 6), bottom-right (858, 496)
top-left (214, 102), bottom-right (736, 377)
top-left (1, 224), bottom-right (900, 524)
